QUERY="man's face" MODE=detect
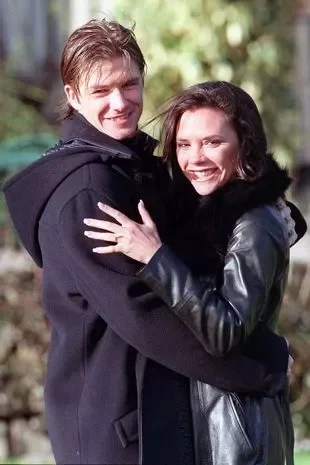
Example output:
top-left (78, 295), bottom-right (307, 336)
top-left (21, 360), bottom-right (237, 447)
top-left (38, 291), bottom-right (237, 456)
top-left (65, 57), bottom-right (143, 140)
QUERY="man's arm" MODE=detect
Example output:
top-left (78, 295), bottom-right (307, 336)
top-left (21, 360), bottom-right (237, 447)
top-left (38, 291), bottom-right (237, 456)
top-left (59, 188), bottom-right (288, 396)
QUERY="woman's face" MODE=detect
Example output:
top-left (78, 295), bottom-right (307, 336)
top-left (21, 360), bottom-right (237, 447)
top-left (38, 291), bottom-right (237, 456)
top-left (176, 107), bottom-right (239, 196)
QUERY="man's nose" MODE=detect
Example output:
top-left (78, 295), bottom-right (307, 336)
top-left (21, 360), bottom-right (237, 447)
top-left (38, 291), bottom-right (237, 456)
top-left (109, 88), bottom-right (127, 111)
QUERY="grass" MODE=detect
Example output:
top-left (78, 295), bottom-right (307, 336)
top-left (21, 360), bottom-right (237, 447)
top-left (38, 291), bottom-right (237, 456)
top-left (2, 451), bottom-right (310, 464)
top-left (295, 451), bottom-right (310, 465)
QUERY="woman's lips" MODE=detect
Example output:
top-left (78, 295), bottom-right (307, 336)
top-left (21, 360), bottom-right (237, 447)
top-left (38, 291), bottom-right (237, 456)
top-left (187, 168), bottom-right (218, 181)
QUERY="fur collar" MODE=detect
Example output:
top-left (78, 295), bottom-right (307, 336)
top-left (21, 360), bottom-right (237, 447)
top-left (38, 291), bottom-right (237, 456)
top-left (197, 154), bottom-right (291, 216)
top-left (169, 155), bottom-right (291, 275)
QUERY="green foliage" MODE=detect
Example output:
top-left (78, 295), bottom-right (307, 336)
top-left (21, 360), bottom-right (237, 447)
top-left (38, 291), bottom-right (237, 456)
top-left (117, 0), bottom-right (297, 166)
top-left (0, 68), bottom-right (57, 230)
top-left (0, 72), bottom-right (53, 141)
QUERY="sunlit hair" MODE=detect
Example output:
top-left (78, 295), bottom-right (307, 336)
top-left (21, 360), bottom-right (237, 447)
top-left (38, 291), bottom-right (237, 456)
top-left (159, 80), bottom-right (270, 182)
top-left (58, 18), bottom-right (146, 119)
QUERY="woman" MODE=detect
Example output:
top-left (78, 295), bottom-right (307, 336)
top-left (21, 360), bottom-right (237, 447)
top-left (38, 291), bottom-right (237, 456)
top-left (84, 81), bottom-right (297, 464)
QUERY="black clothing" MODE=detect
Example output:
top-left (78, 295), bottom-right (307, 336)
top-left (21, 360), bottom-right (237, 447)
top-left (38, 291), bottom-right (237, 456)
top-left (139, 160), bottom-right (299, 464)
top-left (3, 114), bottom-right (291, 464)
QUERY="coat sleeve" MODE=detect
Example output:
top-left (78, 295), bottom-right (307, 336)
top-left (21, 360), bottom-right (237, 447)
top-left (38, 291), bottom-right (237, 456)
top-left (139, 209), bottom-right (289, 358)
top-left (59, 189), bottom-right (288, 395)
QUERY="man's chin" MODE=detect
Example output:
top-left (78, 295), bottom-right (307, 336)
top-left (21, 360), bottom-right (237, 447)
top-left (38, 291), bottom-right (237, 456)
top-left (110, 126), bottom-right (138, 140)
top-left (92, 120), bottom-right (138, 140)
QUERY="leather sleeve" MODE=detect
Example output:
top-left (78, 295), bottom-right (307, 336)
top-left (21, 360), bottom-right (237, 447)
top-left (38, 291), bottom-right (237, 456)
top-left (138, 207), bottom-right (289, 357)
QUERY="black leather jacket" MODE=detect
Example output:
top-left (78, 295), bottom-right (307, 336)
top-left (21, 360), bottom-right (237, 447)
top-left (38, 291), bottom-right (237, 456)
top-left (139, 205), bottom-right (295, 465)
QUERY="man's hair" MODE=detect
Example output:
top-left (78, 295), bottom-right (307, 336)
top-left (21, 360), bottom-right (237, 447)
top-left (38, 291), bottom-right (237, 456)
top-left (160, 80), bottom-right (270, 182)
top-left (59, 18), bottom-right (146, 119)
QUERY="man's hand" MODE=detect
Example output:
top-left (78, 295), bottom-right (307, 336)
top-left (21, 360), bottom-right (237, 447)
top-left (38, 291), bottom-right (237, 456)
top-left (275, 198), bottom-right (297, 246)
top-left (284, 336), bottom-right (294, 377)
top-left (288, 354), bottom-right (294, 377)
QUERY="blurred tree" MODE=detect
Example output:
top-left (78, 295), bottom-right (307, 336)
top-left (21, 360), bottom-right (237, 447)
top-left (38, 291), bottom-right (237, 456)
top-left (117, 0), bottom-right (297, 166)
top-left (0, 72), bottom-right (54, 141)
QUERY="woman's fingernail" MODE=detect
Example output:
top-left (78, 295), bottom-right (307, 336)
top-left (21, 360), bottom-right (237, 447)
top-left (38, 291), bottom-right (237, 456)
top-left (83, 219), bottom-right (90, 224)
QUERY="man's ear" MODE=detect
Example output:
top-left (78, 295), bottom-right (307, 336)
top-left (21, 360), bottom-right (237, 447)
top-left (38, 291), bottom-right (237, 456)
top-left (64, 85), bottom-right (81, 111)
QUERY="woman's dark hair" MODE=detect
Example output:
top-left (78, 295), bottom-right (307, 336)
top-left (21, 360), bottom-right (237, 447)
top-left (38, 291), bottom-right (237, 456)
top-left (160, 80), bottom-right (270, 183)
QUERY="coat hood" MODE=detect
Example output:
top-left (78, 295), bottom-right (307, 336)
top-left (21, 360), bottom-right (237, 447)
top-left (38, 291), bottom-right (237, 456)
top-left (2, 114), bottom-right (157, 266)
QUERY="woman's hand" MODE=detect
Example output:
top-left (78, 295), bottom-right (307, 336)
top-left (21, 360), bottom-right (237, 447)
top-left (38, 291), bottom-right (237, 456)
top-left (83, 200), bottom-right (163, 264)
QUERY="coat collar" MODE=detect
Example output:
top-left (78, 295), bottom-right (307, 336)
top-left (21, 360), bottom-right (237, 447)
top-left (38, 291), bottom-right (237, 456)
top-left (169, 154), bottom-right (293, 274)
top-left (197, 154), bottom-right (291, 215)
top-left (61, 113), bottom-right (158, 163)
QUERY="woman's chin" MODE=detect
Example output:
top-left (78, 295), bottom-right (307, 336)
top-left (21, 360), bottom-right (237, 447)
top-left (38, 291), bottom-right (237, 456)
top-left (191, 180), bottom-right (218, 196)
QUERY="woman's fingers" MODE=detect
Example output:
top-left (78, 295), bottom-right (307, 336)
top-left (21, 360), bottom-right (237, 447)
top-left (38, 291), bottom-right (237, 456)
top-left (92, 245), bottom-right (120, 254)
top-left (83, 218), bottom-right (123, 234)
top-left (84, 231), bottom-right (117, 242)
top-left (83, 201), bottom-right (161, 264)
top-left (97, 202), bottom-right (132, 226)
top-left (138, 200), bottom-right (155, 227)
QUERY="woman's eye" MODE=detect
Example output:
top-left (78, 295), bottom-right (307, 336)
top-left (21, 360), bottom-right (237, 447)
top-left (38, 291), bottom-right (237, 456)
top-left (204, 139), bottom-right (221, 146)
top-left (177, 143), bottom-right (190, 149)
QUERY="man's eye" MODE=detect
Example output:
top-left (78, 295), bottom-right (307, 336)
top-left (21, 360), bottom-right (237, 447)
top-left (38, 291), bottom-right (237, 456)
top-left (93, 89), bottom-right (108, 95)
top-left (124, 82), bottom-right (137, 89)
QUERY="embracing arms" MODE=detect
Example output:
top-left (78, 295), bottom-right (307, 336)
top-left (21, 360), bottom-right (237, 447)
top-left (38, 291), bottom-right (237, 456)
top-left (59, 185), bottom-right (289, 395)
top-left (138, 209), bottom-right (289, 357)
top-left (86, 202), bottom-right (289, 357)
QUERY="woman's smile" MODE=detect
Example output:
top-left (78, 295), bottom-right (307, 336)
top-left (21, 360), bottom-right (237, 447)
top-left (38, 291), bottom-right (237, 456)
top-left (176, 107), bottom-right (239, 196)
top-left (187, 168), bottom-right (218, 181)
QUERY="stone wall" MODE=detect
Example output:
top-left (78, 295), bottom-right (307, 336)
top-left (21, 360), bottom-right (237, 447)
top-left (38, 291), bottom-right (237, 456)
top-left (0, 248), bottom-right (52, 462)
top-left (0, 245), bottom-right (310, 462)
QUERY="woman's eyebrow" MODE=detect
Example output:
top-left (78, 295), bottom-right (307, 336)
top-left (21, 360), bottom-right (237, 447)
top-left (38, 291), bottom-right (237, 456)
top-left (176, 134), bottom-right (222, 141)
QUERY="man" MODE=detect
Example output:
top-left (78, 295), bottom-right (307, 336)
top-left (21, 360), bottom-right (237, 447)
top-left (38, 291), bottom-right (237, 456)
top-left (3, 19), bottom-right (302, 464)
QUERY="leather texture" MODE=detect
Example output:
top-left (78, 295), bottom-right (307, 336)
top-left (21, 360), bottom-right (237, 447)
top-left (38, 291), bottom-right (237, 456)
top-left (140, 206), bottom-right (289, 357)
top-left (190, 381), bottom-right (294, 465)
top-left (139, 205), bottom-right (294, 464)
